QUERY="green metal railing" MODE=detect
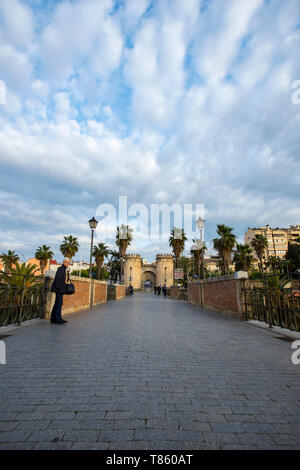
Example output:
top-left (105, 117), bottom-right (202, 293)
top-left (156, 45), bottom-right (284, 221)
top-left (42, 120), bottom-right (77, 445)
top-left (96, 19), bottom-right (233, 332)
top-left (107, 285), bottom-right (116, 301)
top-left (242, 283), bottom-right (300, 332)
top-left (0, 275), bottom-right (46, 326)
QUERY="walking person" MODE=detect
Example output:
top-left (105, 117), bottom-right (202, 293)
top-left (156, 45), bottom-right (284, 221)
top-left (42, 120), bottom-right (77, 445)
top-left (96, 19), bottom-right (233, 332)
top-left (162, 283), bottom-right (167, 297)
top-left (157, 285), bottom-right (161, 296)
top-left (50, 257), bottom-right (70, 324)
top-left (154, 285), bottom-right (157, 295)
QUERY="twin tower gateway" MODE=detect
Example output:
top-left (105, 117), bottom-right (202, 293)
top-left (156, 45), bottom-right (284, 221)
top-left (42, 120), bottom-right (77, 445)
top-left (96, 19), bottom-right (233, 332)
top-left (124, 254), bottom-right (174, 289)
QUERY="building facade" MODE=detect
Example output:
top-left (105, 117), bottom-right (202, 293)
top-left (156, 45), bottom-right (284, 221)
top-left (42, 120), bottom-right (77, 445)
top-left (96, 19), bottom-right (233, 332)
top-left (124, 254), bottom-right (174, 289)
top-left (244, 225), bottom-right (300, 259)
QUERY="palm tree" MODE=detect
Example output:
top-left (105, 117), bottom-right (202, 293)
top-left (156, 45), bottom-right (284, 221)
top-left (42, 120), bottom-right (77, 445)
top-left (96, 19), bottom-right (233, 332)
top-left (250, 234), bottom-right (268, 277)
top-left (92, 243), bottom-right (110, 280)
top-left (213, 225), bottom-right (236, 275)
top-left (107, 250), bottom-right (122, 283)
top-left (233, 244), bottom-right (254, 272)
top-left (0, 250), bottom-right (20, 273)
top-left (169, 228), bottom-right (188, 268)
top-left (190, 239), bottom-right (207, 279)
top-left (60, 235), bottom-right (79, 260)
top-left (0, 262), bottom-right (39, 289)
top-left (35, 245), bottom-right (54, 275)
top-left (116, 225), bottom-right (133, 282)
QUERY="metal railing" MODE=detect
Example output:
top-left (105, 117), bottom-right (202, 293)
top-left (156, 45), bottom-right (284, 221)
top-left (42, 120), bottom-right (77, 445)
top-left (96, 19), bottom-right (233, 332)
top-left (241, 283), bottom-right (300, 333)
top-left (0, 273), bottom-right (46, 326)
top-left (107, 285), bottom-right (116, 301)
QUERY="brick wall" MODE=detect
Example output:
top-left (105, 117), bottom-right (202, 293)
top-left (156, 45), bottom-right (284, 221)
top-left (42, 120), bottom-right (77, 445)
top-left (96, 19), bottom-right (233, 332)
top-left (60, 277), bottom-right (91, 314)
top-left (115, 285), bottom-right (126, 300)
top-left (45, 274), bottom-right (123, 318)
top-left (188, 282), bottom-right (202, 305)
top-left (203, 278), bottom-right (239, 314)
top-left (93, 281), bottom-right (107, 305)
top-left (187, 272), bottom-right (248, 318)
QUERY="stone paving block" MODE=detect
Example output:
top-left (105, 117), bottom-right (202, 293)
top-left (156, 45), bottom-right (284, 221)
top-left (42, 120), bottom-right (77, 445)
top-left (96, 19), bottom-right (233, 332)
top-left (242, 423), bottom-right (277, 434)
top-left (15, 420), bottom-right (50, 431)
top-left (33, 441), bottom-right (73, 450)
top-left (203, 432), bottom-right (240, 444)
top-left (0, 442), bottom-right (35, 450)
top-left (108, 441), bottom-right (147, 450)
top-left (0, 422), bottom-right (19, 432)
top-left (113, 419), bottom-right (146, 430)
top-left (146, 441), bottom-right (185, 450)
top-left (63, 430), bottom-right (99, 442)
top-left (195, 412), bottom-right (226, 423)
top-left (28, 429), bottom-right (65, 442)
top-left (99, 429), bottom-right (135, 442)
top-left (71, 441), bottom-right (109, 450)
top-left (0, 430), bottom-right (33, 442)
top-left (210, 423), bottom-right (244, 433)
top-left (74, 411), bottom-right (106, 420)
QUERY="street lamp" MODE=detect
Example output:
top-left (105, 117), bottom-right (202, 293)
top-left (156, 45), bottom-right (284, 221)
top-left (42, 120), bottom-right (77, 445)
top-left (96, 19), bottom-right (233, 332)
top-left (89, 217), bottom-right (98, 279)
top-left (196, 217), bottom-right (205, 280)
top-left (129, 266), bottom-right (132, 286)
top-left (164, 266), bottom-right (167, 285)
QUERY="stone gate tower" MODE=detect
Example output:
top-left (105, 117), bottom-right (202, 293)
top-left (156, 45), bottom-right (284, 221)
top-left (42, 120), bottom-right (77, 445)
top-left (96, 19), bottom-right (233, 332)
top-left (124, 253), bottom-right (174, 289)
top-left (124, 254), bottom-right (142, 289)
top-left (155, 254), bottom-right (174, 288)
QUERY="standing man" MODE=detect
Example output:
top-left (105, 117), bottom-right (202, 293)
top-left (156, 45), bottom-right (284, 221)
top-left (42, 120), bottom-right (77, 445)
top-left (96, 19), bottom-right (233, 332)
top-left (50, 257), bottom-right (70, 324)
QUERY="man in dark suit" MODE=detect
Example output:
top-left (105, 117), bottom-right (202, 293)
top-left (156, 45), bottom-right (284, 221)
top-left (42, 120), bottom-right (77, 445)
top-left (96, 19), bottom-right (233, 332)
top-left (50, 258), bottom-right (70, 324)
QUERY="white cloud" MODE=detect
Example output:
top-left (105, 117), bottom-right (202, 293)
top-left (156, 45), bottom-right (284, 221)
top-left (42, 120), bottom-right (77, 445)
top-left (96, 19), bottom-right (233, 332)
top-left (0, 0), bottom-right (300, 261)
top-left (0, 0), bottom-right (34, 48)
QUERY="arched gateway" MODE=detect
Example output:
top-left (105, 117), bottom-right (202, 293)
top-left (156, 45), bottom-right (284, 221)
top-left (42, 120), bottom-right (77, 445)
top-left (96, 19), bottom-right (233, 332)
top-left (124, 254), bottom-right (173, 289)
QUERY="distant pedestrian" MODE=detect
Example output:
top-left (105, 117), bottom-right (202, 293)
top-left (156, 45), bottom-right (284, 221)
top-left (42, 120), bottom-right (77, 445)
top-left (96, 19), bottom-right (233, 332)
top-left (50, 258), bottom-right (70, 324)
top-left (154, 286), bottom-right (157, 295)
top-left (157, 285), bottom-right (161, 296)
top-left (129, 285), bottom-right (134, 295)
top-left (162, 284), bottom-right (167, 297)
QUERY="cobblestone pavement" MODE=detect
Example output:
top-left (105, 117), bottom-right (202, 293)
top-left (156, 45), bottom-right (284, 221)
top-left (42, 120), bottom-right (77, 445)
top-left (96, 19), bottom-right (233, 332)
top-left (0, 292), bottom-right (300, 450)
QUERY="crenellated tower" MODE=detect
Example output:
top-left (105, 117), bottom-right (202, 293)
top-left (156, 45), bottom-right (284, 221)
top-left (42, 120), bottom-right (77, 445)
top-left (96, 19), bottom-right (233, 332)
top-left (155, 254), bottom-right (174, 287)
top-left (124, 254), bottom-right (142, 289)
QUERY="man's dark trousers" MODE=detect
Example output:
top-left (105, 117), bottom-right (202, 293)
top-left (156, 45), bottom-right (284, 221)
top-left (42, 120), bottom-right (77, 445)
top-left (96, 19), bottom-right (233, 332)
top-left (51, 293), bottom-right (64, 322)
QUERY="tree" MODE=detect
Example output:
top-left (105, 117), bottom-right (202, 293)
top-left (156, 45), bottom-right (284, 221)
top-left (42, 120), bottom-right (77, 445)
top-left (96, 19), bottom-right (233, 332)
top-left (233, 244), bottom-right (254, 272)
top-left (285, 242), bottom-right (300, 273)
top-left (116, 225), bottom-right (133, 282)
top-left (107, 250), bottom-right (122, 283)
top-left (0, 250), bottom-right (20, 273)
top-left (169, 228), bottom-right (188, 268)
top-left (190, 240), bottom-right (207, 278)
top-left (35, 245), bottom-right (54, 275)
top-left (92, 243), bottom-right (110, 280)
top-left (213, 225), bottom-right (236, 275)
top-left (250, 234), bottom-right (268, 277)
top-left (59, 235), bottom-right (79, 260)
top-left (0, 262), bottom-right (39, 289)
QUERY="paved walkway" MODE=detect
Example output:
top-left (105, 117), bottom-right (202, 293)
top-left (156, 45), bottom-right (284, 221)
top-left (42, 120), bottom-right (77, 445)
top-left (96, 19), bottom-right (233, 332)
top-left (0, 292), bottom-right (299, 450)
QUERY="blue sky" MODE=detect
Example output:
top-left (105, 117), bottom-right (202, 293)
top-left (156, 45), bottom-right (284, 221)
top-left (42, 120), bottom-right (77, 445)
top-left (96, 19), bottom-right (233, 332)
top-left (0, 0), bottom-right (300, 262)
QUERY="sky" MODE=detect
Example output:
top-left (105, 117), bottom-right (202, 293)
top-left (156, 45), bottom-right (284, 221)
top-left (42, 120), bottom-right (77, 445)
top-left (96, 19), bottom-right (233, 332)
top-left (0, 0), bottom-right (300, 263)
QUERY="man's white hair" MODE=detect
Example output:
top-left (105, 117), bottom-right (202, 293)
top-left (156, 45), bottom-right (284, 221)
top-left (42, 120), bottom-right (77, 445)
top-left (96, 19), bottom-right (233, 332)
top-left (63, 257), bottom-right (71, 263)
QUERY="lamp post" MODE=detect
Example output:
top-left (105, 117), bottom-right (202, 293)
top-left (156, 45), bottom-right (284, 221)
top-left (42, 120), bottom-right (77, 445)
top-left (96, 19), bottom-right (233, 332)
top-left (89, 217), bottom-right (98, 279)
top-left (164, 266), bottom-right (167, 285)
top-left (196, 217), bottom-right (205, 280)
top-left (129, 266), bottom-right (132, 286)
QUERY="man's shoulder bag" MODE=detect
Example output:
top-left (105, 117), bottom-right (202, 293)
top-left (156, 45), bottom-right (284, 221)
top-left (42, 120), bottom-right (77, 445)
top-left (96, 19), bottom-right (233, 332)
top-left (64, 271), bottom-right (75, 295)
